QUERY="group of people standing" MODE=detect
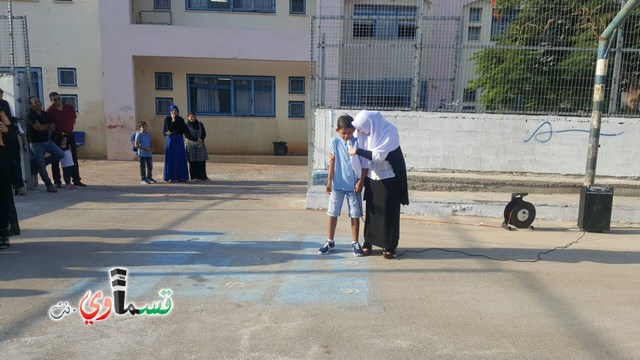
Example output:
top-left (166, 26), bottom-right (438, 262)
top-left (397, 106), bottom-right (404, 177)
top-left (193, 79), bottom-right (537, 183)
top-left (321, 110), bottom-right (409, 259)
top-left (133, 105), bottom-right (209, 184)
top-left (26, 93), bottom-right (86, 193)
top-left (1, 89), bottom-right (86, 249)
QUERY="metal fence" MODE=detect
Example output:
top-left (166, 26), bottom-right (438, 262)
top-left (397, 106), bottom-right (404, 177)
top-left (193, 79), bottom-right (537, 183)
top-left (311, 0), bottom-right (640, 117)
top-left (0, 15), bottom-right (30, 71)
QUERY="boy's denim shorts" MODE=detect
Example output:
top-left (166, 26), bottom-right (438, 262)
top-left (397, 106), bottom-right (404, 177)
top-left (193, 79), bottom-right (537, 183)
top-left (327, 189), bottom-right (362, 218)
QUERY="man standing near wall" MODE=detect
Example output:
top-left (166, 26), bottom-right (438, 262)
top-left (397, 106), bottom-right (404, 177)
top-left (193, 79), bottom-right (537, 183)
top-left (26, 96), bottom-right (64, 193)
top-left (46, 92), bottom-right (86, 187)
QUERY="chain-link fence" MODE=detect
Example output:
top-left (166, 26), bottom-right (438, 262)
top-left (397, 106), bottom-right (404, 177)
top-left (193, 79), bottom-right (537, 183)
top-left (311, 0), bottom-right (640, 117)
top-left (0, 14), bottom-right (29, 71)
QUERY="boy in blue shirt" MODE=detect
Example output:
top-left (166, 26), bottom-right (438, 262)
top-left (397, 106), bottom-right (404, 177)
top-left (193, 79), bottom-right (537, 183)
top-left (134, 121), bottom-right (156, 184)
top-left (319, 115), bottom-right (367, 256)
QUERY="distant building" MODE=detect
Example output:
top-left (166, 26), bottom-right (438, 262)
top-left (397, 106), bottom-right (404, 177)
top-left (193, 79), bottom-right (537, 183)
top-left (3, 0), bottom-right (510, 159)
top-left (314, 0), bottom-right (501, 113)
top-left (4, 0), bottom-right (314, 159)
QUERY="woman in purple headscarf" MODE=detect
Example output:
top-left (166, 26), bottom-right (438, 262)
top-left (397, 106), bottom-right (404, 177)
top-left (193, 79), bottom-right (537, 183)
top-left (163, 105), bottom-right (189, 182)
top-left (348, 110), bottom-right (409, 259)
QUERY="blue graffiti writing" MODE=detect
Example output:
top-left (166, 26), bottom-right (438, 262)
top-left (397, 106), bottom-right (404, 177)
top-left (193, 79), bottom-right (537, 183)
top-left (524, 121), bottom-right (624, 143)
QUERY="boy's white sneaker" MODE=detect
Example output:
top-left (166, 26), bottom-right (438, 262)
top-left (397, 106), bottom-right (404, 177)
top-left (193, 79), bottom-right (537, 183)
top-left (318, 240), bottom-right (335, 255)
top-left (352, 242), bottom-right (364, 257)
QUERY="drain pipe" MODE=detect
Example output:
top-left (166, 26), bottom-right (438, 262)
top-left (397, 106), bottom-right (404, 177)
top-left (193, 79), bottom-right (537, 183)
top-left (584, 0), bottom-right (640, 186)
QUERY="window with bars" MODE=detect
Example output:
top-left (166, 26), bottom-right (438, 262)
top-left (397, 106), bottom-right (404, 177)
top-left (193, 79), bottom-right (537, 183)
top-left (289, 77), bottom-right (305, 94)
top-left (469, 7), bottom-right (482, 22)
top-left (154, 0), bottom-right (171, 9)
top-left (186, 0), bottom-right (275, 13)
top-left (58, 68), bottom-right (77, 87)
top-left (187, 74), bottom-right (275, 116)
top-left (491, 9), bottom-right (518, 40)
top-left (288, 101), bottom-right (305, 118)
top-left (155, 72), bottom-right (173, 90)
top-left (463, 88), bottom-right (477, 102)
top-left (340, 79), bottom-right (413, 109)
top-left (60, 94), bottom-right (78, 111)
top-left (467, 26), bottom-right (481, 41)
top-left (156, 97), bottom-right (173, 115)
top-left (353, 4), bottom-right (417, 39)
top-left (290, 0), bottom-right (305, 14)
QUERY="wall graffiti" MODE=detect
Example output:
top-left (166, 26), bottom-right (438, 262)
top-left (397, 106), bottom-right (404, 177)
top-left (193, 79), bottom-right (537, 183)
top-left (524, 121), bottom-right (624, 143)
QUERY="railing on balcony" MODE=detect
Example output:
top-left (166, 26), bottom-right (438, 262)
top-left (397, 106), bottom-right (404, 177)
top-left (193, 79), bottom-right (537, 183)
top-left (136, 10), bottom-right (171, 25)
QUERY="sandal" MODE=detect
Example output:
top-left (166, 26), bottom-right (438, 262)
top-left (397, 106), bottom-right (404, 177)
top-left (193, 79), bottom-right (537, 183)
top-left (361, 243), bottom-right (371, 256)
top-left (0, 237), bottom-right (10, 250)
top-left (382, 249), bottom-right (396, 259)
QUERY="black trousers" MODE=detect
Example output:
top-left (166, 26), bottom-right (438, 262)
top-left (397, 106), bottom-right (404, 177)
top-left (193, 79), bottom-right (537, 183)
top-left (139, 156), bottom-right (153, 180)
top-left (52, 134), bottom-right (80, 185)
top-left (188, 161), bottom-right (208, 180)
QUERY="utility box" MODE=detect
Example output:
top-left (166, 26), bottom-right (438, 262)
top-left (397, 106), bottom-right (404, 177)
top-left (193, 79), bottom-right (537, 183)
top-left (272, 141), bottom-right (288, 156)
top-left (578, 185), bottom-right (614, 232)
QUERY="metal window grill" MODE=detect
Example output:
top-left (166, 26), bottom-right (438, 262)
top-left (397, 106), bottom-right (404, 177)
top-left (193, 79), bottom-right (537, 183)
top-left (311, 0), bottom-right (640, 117)
top-left (58, 68), bottom-right (77, 86)
top-left (289, 100), bottom-right (305, 117)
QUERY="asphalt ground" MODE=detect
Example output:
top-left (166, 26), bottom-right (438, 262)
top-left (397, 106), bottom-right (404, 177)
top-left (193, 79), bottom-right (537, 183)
top-left (1, 159), bottom-right (640, 359)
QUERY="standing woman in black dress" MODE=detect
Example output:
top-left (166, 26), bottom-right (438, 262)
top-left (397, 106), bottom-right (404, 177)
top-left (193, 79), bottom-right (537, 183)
top-left (184, 111), bottom-right (210, 181)
top-left (0, 111), bottom-right (20, 249)
top-left (349, 110), bottom-right (409, 259)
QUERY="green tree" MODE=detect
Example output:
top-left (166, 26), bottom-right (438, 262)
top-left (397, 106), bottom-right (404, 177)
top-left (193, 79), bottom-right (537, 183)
top-left (470, 0), bottom-right (640, 114)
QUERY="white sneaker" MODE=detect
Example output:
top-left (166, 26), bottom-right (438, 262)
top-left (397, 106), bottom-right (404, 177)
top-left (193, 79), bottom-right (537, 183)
top-left (318, 240), bottom-right (335, 255)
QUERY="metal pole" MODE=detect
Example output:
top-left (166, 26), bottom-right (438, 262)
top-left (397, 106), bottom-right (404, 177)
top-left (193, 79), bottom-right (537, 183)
top-left (319, 32), bottom-right (326, 107)
top-left (584, 0), bottom-right (640, 186)
top-left (410, 2), bottom-right (425, 110)
top-left (608, 0), bottom-right (627, 114)
top-left (8, 0), bottom-right (16, 72)
top-left (23, 16), bottom-right (31, 98)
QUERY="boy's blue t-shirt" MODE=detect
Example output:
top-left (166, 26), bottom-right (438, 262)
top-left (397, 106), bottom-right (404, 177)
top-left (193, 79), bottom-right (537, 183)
top-left (135, 131), bottom-right (152, 158)
top-left (329, 136), bottom-right (357, 191)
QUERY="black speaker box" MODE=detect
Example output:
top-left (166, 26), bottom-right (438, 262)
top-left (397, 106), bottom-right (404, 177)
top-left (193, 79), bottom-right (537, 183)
top-left (578, 185), bottom-right (613, 232)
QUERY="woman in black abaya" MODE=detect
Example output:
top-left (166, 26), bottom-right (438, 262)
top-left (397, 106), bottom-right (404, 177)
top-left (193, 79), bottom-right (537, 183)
top-left (0, 112), bottom-right (20, 249)
top-left (349, 110), bottom-right (408, 259)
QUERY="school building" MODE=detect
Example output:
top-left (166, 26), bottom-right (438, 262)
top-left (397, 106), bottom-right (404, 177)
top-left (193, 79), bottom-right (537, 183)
top-left (1, 0), bottom-right (497, 160)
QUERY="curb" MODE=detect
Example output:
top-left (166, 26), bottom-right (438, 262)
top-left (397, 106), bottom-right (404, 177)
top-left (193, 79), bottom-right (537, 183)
top-left (305, 186), bottom-right (640, 223)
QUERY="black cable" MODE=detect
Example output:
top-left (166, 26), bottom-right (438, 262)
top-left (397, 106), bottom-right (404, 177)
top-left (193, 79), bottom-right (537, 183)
top-left (395, 184), bottom-right (607, 262)
top-left (396, 231), bottom-right (587, 263)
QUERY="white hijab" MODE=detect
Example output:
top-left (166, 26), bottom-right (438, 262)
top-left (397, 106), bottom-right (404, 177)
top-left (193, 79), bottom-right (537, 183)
top-left (352, 110), bottom-right (400, 161)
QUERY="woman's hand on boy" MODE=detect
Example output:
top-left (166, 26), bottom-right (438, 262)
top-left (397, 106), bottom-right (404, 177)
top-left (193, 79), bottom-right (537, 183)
top-left (355, 179), bottom-right (364, 194)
